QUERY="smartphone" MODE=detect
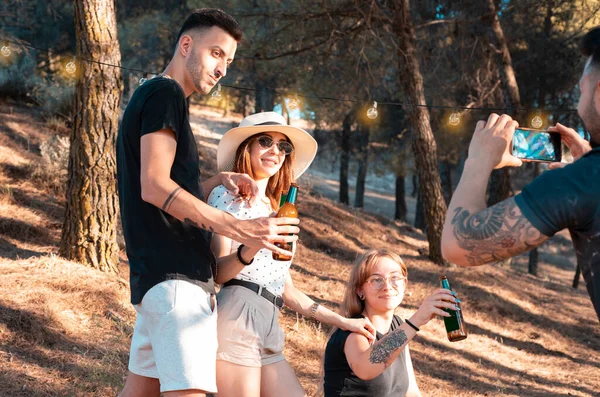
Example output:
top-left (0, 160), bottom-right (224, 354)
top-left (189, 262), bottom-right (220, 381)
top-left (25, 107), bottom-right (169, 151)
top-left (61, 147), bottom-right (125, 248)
top-left (511, 128), bottom-right (562, 163)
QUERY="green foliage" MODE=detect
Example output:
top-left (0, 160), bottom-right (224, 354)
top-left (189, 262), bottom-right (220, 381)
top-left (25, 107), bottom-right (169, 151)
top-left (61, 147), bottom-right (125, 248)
top-left (0, 52), bottom-right (41, 101)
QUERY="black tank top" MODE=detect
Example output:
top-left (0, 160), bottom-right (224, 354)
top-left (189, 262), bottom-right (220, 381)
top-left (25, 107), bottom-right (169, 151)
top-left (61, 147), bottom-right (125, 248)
top-left (323, 315), bottom-right (410, 397)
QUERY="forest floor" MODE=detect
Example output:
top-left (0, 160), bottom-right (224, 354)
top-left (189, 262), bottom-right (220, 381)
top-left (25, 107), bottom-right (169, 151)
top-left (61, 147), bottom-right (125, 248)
top-left (0, 101), bottom-right (598, 397)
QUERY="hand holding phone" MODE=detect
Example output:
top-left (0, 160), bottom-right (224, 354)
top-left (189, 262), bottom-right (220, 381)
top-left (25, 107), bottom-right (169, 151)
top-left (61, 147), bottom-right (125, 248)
top-left (511, 128), bottom-right (562, 163)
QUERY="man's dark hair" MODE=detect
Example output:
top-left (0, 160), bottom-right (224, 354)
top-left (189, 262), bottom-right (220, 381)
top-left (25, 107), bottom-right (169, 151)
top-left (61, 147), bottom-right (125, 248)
top-left (176, 8), bottom-right (243, 44)
top-left (581, 26), bottom-right (600, 70)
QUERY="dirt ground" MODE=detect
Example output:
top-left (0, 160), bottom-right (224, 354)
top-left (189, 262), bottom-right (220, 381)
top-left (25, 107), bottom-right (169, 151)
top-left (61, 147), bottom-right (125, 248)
top-left (0, 102), bottom-right (598, 396)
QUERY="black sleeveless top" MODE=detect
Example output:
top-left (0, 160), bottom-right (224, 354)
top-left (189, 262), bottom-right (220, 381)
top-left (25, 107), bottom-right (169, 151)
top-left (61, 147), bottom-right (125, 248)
top-left (323, 315), bottom-right (410, 397)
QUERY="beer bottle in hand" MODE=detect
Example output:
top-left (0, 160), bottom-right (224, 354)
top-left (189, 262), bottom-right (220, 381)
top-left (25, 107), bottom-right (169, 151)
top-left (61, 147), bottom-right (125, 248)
top-left (440, 275), bottom-right (468, 342)
top-left (273, 184), bottom-right (298, 261)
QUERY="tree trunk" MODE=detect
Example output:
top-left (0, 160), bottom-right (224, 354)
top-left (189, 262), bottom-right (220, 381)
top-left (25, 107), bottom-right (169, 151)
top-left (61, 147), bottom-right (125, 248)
top-left (339, 110), bottom-right (353, 205)
top-left (485, 0), bottom-right (521, 206)
top-left (59, 0), bottom-right (122, 273)
top-left (354, 124), bottom-right (369, 208)
top-left (395, 174), bottom-right (407, 222)
top-left (414, 188), bottom-right (426, 232)
top-left (487, 168), bottom-right (512, 206)
top-left (393, 0), bottom-right (447, 264)
top-left (439, 160), bottom-right (453, 205)
top-left (486, 0), bottom-right (521, 109)
top-left (573, 265), bottom-right (581, 289)
top-left (528, 164), bottom-right (542, 275)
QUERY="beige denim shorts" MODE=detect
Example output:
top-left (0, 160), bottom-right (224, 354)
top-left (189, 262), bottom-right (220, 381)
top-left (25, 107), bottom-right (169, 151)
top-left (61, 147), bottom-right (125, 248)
top-left (216, 285), bottom-right (285, 367)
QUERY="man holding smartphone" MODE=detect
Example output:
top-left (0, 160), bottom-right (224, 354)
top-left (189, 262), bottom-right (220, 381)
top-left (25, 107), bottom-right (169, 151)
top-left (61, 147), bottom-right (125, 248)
top-left (441, 27), bottom-right (600, 323)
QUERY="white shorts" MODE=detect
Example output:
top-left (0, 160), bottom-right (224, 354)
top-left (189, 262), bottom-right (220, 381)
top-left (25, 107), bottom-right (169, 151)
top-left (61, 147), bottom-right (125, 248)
top-left (128, 279), bottom-right (218, 393)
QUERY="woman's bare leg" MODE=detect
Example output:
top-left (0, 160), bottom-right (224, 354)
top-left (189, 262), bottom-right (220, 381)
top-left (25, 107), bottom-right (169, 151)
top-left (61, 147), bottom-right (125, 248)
top-left (260, 360), bottom-right (305, 397)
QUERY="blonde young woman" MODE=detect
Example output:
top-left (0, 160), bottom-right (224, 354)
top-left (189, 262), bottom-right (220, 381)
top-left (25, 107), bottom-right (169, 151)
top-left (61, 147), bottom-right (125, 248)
top-left (207, 112), bottom-right (377, 397)
top-left (323, 249), bottom-right (459, 397)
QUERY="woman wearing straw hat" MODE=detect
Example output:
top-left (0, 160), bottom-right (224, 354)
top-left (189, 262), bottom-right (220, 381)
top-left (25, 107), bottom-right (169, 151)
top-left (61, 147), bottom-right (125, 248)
top-left (207, 112), bottom-right (377, 397)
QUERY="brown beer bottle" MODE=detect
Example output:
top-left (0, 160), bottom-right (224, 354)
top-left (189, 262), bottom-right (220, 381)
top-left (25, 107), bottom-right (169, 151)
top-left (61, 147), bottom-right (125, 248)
top-left (440, 275), bottom-right (468, 342)
top-left (273, 184), bottom-right (298, 261)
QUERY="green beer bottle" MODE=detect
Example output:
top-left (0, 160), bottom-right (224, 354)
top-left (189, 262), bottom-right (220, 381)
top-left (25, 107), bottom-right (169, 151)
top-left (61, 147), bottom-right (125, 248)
top-left (440, 275), bottom-right (468, 342)
top-left (273, 184), bottom-right (298, 261)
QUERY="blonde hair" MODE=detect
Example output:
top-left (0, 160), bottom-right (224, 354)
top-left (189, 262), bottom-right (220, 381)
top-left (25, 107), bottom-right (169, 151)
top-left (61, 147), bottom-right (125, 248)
top-left (232, 132), bottom-right (295, 210)
top-left (340, 249), bottom-right (408, 318)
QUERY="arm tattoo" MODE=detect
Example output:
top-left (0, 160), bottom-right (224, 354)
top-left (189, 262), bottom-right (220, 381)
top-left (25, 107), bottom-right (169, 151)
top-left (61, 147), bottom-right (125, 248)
top-left (184, 218), bottom-right (215, 233)
top-left (451, 198), bottom-right (547, 266)
top-left (369, 328), bottom-right (408, 368)
top-left (162, 187), bottom-right (182, 211)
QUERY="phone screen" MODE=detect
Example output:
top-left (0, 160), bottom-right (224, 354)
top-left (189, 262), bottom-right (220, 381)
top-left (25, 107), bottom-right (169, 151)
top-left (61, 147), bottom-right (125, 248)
top-left (512, 128), bottom-right (562, 162)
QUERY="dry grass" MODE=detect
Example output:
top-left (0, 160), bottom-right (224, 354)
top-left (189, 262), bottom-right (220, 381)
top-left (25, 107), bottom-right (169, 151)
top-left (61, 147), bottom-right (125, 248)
top-left (0, 101), bottom-right (598, 396)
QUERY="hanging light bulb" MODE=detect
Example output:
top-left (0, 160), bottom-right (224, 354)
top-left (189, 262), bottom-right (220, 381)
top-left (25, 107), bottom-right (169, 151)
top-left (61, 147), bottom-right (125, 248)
top-left (65, 57), bottom-right (76, 74)
top-left (449, 109), bottom-right (461, 126)
top-left (367, 101), bottom-right (378, 119)
top-left (531, 111), bottom-right (543, 129)
top-left (1, 42), bottom-right (11, 57)
top-left (289, 94), bottom-right (299, 110)
top-left (211, 84), bottom-right (223, 101)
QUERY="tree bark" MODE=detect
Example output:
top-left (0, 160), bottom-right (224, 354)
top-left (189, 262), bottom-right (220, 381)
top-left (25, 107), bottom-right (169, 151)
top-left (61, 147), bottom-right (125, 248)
top-left (414, 188), bottom-right (426, 232)
top-left (60, 0), bottom-right (122, 273)
top-left (339, 111), bottom-right (352, 205)
top-left (528, 163), bottom-right (541, 275)
top-left (395, 174), bottom-right (407, 222)
top-left (485, 0), bottom-right (521, 206)
top-left (393, 0), bottom-right (447, 264)
top-left (439, 160), bottom-right (453, 205)
top-left (573, 265), bottom-right (581, 289)
top-left (354, 124), bottom-right (369, 208)
top-left (486, 0), bottom-right (521, 109)
top-left (529, 1), bottom-right (555, 276)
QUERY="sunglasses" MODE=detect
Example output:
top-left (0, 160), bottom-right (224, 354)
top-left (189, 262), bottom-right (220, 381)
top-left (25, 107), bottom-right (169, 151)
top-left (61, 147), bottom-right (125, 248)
top-left (257, 135), bottom-right (294, 155)
top-left (366, 275), bottom-right (406, 290)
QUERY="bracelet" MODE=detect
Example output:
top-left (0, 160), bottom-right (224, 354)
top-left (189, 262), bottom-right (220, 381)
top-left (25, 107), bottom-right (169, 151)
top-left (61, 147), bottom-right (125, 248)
top-left (309, 303), bottom-right (320, 320)
top-left (237, 244), bottom-right (254, 266)
top-left (405, 319), bottom-right (420, 332)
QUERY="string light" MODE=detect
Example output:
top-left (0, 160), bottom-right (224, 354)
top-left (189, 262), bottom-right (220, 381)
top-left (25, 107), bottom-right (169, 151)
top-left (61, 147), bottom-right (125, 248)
top-left (448, 109), bottom-right (461, 126)
top-left (211, 84), bottom-right (223, 101)
top-left (367, 101), bottom-right (378, 119)
top-left (288, 94), bottom-right (299, 110)
top-left (65, 57), bottom-right (76, 74)
top-left (0, 39), bottom-right (581, 122)
top-left (1, 41), bottom-right (10, 57)
top-left (531, 110), bottom-right (543, 129)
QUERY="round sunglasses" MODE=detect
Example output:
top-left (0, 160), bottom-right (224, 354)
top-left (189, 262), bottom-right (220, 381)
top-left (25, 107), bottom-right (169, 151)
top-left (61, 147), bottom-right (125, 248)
top-left (256, 135), bottom-right (294, 155)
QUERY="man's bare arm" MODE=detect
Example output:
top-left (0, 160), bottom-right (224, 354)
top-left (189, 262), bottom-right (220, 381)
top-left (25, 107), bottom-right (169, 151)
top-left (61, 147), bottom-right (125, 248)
top-left (441, 114), bottom-right (551, 266)
top-left (446, 197), bottom-right (549, 266)
top-left (140, 129), bottom-right (298, 256)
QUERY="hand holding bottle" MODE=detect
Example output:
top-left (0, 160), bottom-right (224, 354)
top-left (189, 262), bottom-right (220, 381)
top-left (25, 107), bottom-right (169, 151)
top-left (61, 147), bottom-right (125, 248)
top-left (408, 288), bottom-right (459, 329)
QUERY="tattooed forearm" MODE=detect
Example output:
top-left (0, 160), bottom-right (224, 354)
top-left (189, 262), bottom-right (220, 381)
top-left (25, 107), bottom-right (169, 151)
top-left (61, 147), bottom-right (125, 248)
top-left (184, 218), bottom-right (215, 233)
top-left (451, 198), bottom-right (548, 265)
top-left (162, 187), bottom-right (182, 211)
top-left (369, 328), bottom-right (408, 367)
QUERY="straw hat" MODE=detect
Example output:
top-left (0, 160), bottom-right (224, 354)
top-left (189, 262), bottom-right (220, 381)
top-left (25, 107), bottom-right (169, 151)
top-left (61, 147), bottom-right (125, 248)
top-left (217, 112), bottom-right (318, 179)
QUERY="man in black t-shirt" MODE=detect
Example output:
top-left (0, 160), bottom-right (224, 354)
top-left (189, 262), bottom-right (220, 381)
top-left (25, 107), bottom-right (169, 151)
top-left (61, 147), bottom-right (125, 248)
top-left (116, 9), bottom-right (300, 397)
top-left (441, 27), bottom-right (600, 324)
